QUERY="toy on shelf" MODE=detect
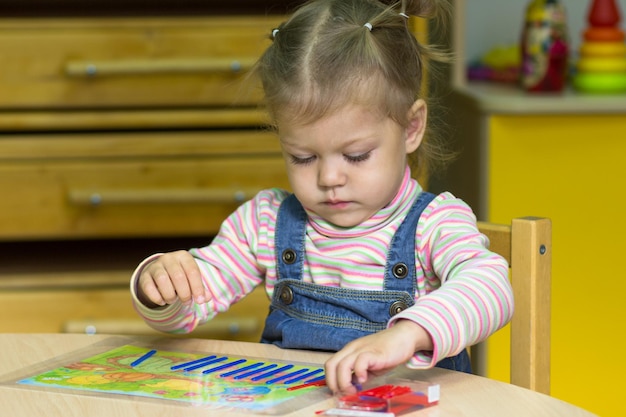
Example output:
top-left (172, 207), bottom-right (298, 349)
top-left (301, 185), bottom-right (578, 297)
top-left (466, 44), bottom-right (521, 84)
top-left (573, 0), bottom-right (626, 93)
top-left (520, 0), bottom-right (570, 92)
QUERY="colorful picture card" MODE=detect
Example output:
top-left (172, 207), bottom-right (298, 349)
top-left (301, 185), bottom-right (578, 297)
top-left (16, 344), bottom-right (329, 414)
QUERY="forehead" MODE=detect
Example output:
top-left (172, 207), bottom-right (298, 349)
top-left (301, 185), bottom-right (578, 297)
top-left (280, 103), bottom-right (384, 133)
top-left (272, 73), bottom-right (402, 128)
top-left (277, 103), bottom-right (403, 152)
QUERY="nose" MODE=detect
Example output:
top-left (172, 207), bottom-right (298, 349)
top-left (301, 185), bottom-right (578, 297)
top-left (317, 158), bottom-right (346, 189)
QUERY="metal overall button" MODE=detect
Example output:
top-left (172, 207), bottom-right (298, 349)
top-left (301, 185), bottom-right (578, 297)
top-left (281, 249), bottom-right (297, 264)
top-left (389, 300), bottom-right (408, 316)
top-left (392, 262), bottom-right (409, 279)
top-left (279, 285), bottom-right (294, 305)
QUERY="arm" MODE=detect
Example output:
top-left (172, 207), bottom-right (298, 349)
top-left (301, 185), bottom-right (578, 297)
top-left (324, 193), bottom-right (512, 393)
top-left (129, 189), bottom-right (287, 334)
top-left (390, 192), bottom-right (513, 368)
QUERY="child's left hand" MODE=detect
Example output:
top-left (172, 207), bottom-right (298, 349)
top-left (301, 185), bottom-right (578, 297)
top-left (323, 320), bottom-right (433, 394)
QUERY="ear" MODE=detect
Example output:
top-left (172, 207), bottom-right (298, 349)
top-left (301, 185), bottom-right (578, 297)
top-left (405, 99), bottom-right (427, 154)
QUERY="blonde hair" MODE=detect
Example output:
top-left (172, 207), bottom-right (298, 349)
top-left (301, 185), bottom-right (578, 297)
top-left (255, 0), bottom-right (452, 177)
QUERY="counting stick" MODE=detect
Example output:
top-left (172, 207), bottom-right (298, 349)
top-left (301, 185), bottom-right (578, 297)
top-left (183, 356), bottom-right (227, 372)
top-left (219, 362), bottom-right (265, 378)
top-left (130, 349), bottom-right (157, 367)
top-left (170, 355), bottom-right (217, 371)
top-left (286, 379), bottom-right (327, 391)
top-left (251, 364), bottom-right (294, 381)
top-left (202, 359), bottom-right (247, 375)
top-left (234, 364), bottom-right (278, 380)
top-left (283, 368), bottom-right (324, 384)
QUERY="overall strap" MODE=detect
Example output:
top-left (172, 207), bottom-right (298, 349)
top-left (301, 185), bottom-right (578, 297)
top-left (384, 191), bottom-right (436, 293)
top-left (275, 194), bottom-right (308, 281)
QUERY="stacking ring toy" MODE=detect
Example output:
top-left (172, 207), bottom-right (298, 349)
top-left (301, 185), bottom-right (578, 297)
top-left (580, 42), bottom-right (626, 57)
top-left (577, 57), bottom-right (626, 72)
top-left (573, 72), bottom-right (626, 93)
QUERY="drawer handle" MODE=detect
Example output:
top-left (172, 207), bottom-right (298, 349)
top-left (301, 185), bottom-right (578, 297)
top-left (65, 57), bottom-right (257, 77)
top-left (68, 188), bottom-right (258, 206)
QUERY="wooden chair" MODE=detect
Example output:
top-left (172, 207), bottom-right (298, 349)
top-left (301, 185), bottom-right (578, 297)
top-left (471, 217), bottom-right (552, 395)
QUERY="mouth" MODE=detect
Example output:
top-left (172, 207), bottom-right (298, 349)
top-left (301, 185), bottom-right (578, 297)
top-left (323, 200), bottom-right (351, 209)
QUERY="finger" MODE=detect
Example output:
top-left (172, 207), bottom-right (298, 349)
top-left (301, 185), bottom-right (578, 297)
top-left (324, 355), bottom-right (341, 393)
top-left (150, 263), bottom-right (182, 304)
top-left (158, 254), bottom-right (195, 304)
top-left (178, 254), bottom-right (210, 304)
top-left (325, 341), bottom-right (362, 393)
top-left (336, 355), bottom-right (359, 393)
top-left (352, 352), bottom-right (376, 386)
top-left (137, 272), bottom-right (166, 307)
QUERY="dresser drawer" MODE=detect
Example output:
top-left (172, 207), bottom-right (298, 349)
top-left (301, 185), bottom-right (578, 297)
top-left (0, 130), bottom-right (289, 239)
top-left (0, 272), bottom-right (269, 341)
top-left (0, 16), bottom-right (282, 109)
top-left (0, 269), bottom-right (269, 341)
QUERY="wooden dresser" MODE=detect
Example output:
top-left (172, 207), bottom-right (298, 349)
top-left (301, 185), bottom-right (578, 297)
top-left (0, 5), bottom-right (427, 341)
top-left (0, 12), bottom-right (290, 340)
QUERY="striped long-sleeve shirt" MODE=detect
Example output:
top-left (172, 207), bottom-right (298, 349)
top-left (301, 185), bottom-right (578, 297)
top-left (130, 168), bottom-right (513, 368)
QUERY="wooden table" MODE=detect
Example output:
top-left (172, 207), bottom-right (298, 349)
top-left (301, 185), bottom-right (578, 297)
top-left (0, 334), bottom-right (596, 417)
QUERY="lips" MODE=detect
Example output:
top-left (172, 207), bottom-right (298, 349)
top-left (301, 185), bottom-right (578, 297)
top-left (324, 200), bottom-right (351, 209)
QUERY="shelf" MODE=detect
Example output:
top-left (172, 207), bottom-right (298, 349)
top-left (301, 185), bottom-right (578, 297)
top-left (453, 82), bottom-right (626, 115)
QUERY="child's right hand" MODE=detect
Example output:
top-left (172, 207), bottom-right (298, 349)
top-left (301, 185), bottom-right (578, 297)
top-left (136, 250), bottom-right (212, 308)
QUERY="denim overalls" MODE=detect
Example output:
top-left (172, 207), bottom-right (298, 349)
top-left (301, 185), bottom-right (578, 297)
top-left (261, 192), bottom-right (471, 373)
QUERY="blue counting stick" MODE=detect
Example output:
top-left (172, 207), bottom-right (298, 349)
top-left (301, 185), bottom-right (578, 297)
top-left (202, 359), bottom-right (247, 375)
top-left (183, 356), bottom-right (228, 372)
top-left (220, 362), bottom-right (265, 378)
top-left (283, 368), bottom-right (324, 384)
top-left (265, 368), bottom-right (309, 384)
top-left (303, 374), bottom-right (326, 384)
top-left (251, 364), bottom-right (294, 382)
top-left (170, 355), bottom-right (217, 371)
top-left (234, 364), bottom-right (278, 380)
top-left (130, 349), bottom-right (157, 367)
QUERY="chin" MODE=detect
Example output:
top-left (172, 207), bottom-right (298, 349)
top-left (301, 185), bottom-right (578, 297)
top-left (324, 214), bottom-right (365, 228)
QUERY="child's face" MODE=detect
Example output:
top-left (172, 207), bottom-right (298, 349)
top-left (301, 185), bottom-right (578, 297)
top-left (278, 102), bottom-right (424, 227)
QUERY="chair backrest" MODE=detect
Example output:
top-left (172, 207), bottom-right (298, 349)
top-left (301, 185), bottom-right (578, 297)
top-left (471, 217), bottom-right (552, 395)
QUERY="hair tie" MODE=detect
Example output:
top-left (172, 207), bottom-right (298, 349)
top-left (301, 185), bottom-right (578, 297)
top-left (271, 28), bottom-right (279, 38)
top-left (399, 12), bottom-right (409, 19)
top-left (363, 22), bottom-right (373, 31)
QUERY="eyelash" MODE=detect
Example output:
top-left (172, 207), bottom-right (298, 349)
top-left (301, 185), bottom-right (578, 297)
top-left (345, 152), bottom-right (371, 163)
top-left (289, 152), bottom-right (371, 165)
top-left (290, 155), bottom-right (315, 165)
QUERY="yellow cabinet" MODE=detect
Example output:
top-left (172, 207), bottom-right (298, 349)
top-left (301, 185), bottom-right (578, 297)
top-left (445, 83), bottom-right (626, 417)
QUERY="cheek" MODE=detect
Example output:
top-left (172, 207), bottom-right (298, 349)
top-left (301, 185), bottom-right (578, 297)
top-left (361, 159), bottom-right (406, 192)
top-left (360, 170), bottom-right (392, 190)
top-left (284, 165), bottom-right (313, 193)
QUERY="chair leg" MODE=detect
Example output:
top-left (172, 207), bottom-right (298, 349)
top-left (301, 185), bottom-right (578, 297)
top-left (470, 342), bottom-right (488, 377)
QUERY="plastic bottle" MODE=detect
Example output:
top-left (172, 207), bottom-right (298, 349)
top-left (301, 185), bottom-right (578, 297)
top-left (520, 0), bottom-right (569, 92)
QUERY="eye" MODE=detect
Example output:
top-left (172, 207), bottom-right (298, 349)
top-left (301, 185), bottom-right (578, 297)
top-left (344, 152), bottom-right (371, 163)
top-left (289, 154), bottom-right (316, 165)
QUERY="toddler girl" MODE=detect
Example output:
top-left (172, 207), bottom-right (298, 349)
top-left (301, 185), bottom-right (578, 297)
top-left (130, 0), bottom-right (513, 394)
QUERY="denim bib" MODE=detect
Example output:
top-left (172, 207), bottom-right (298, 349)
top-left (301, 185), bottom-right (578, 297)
top-left (260, 192), bottom-right (471, 373)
